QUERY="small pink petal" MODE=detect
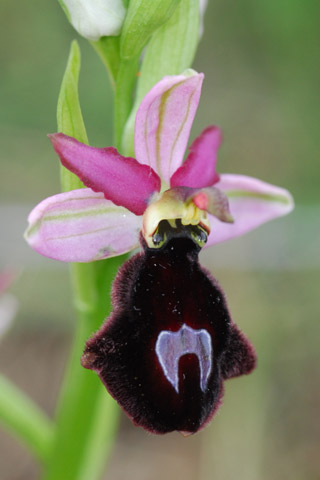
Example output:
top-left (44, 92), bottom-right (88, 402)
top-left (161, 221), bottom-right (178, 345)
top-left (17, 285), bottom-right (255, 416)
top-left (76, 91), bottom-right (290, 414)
top-left (25, 189), bottom-right (142, 262)
top-left (192, 187), bottom-right (233, 223)
top-left (49, 133), bottom-right (161, 216)
top-left (170, 126), bottom-right (221, 188)
top-left (206, 174), bottom-right (294, 246)
top-left (134, 71), bottom-right (204, 184)
top-left (193, 192), bottom-right (209, 210)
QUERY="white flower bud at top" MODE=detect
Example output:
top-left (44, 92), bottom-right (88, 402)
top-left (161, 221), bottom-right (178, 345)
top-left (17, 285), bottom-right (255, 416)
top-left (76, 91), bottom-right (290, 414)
top-left (61, 0), bottom-right (126, 41)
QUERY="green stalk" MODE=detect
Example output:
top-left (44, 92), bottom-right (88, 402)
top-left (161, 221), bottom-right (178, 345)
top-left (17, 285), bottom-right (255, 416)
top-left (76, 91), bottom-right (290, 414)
top-left (90, 39), bottom-right (139, 150)
top-left (0, 374), bottom-right (54, 463)
top-left (43, 260), bottom-right (124, 480)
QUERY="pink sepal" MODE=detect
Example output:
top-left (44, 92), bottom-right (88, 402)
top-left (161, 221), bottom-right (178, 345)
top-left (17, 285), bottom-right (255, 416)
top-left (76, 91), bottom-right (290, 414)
top-left (206, 174), bottom-right (294, 246)
top-left (25, 188), bottom-right (142, 262)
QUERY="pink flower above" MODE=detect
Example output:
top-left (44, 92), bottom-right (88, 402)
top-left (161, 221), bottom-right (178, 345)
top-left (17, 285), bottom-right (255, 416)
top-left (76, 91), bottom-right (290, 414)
top-left (25, 70), bottom-right (293, 263)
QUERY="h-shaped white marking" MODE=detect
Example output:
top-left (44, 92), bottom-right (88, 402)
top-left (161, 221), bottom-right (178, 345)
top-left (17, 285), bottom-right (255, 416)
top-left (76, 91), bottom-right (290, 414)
top-left (155, 324), bottom-right (212, 393)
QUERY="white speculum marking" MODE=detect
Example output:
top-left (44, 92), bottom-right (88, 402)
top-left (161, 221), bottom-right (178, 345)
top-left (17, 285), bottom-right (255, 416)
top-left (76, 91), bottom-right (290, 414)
top-left (155, 324), bottom-right (212, 393)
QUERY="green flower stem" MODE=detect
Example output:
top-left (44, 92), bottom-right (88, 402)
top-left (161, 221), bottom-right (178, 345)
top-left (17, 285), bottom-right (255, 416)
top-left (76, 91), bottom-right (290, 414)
top-left (0, 374), bottom-right (54, 463)
top-left (91, 39), bottom-right (139, 151)
top-left (43, 259), bottom-right (124, 480)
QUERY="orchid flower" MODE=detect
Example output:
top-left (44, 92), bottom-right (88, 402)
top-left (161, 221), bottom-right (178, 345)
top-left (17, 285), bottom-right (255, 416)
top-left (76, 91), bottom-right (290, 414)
top-left (25, 70), bottom-right (293, 434)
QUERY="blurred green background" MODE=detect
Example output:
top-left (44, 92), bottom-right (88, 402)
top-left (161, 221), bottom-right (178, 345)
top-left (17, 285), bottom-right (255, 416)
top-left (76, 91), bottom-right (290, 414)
top-left (0, 0), bottom-right (319, 479)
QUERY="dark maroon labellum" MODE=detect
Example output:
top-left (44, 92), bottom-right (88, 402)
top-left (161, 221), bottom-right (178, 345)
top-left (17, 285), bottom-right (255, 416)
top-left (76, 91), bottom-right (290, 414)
top-left (82, 228), bottom-right (256, 434)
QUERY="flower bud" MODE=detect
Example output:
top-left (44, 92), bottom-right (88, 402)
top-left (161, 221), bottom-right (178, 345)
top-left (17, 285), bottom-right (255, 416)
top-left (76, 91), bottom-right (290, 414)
top-left (59, 0), bottom-right (126, 41)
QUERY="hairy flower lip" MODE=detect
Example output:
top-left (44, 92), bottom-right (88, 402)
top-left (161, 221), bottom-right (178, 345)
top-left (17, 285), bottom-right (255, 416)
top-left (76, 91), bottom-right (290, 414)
top-left (81, 235), bottom-right (257, 434)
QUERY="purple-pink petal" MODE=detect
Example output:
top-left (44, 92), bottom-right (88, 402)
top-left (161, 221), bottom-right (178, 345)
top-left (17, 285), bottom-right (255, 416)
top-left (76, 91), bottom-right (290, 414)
top-left (49, 133), bottom-right (161, 216)
top-left (134, 71), bottom-right (204, 184)
top-left (170, 126), bottom-right (221, 188)
top-left (206, 174), bottom-right (294, 246)
top-left (25, 188), bottom-right (142, 262)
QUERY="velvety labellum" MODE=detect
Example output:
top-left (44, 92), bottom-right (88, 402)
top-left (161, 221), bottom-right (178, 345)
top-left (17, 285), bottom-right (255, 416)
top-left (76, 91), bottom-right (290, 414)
top-left (155, 324), bottom-right (212, 393)
top-left (82, 225), bottom-right (257, 434)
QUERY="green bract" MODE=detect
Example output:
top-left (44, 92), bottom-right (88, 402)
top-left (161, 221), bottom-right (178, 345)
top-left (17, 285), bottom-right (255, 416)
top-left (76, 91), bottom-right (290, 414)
top-left (57, 41), bottom-right (87, 192)
top-left (120, 0), bottom-right (182, 59)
